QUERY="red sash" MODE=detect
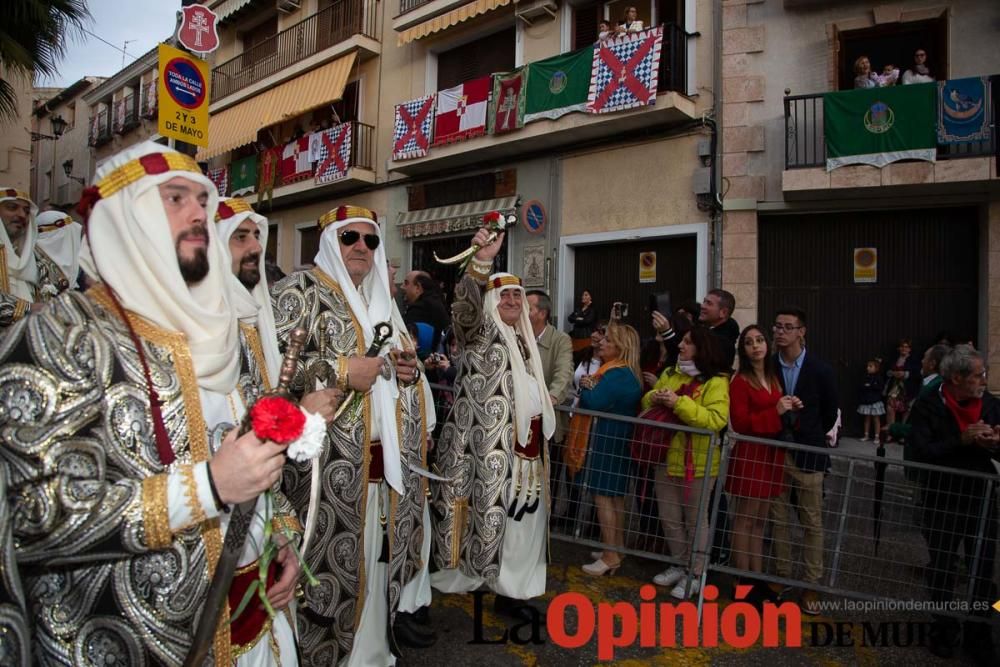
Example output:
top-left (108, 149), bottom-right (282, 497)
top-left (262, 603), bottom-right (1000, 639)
top-left (229, 559), bottom-right (278, 651)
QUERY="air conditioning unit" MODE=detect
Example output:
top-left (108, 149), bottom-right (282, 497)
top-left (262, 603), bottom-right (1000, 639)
top-left (515, 0), bottom-right (558, 25)
top-left (276, 0), bottom-right (302, 14)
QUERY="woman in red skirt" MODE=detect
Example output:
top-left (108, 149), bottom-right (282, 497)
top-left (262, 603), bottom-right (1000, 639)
top-left (726, 325), bottom-right (793, 598)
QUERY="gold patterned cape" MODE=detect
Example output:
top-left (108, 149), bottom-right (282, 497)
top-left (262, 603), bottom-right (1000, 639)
top-left (430, 273), bottom-right (551, 580)
top-left (271, 268), bottom-right (428, 666)
top-left (0, 246), bottom-right (69, 328)
top-left (0, 287), bottom-right (296, 665)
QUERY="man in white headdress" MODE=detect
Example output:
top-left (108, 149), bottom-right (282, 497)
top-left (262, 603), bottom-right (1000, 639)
top-left (35, 210), bottom-right (83, 289)
top-left (0, 189), bottom-right (69, 326)
top-left (272, 205), bottom-right (433, 666)
top-left (430, 225), bottom-right (555, 617)
top-left (0, 142), bottom-right (301, 665)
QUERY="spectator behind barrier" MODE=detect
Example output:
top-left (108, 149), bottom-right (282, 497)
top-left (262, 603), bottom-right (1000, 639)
top-left (577, 323), bottom-right (643, 577)
top-left (907, 344), bottom-right (999, 664)
top-left (642, 327), bottom-right (730, 600)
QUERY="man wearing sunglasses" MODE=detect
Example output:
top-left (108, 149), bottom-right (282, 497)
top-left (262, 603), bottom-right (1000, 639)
top-left (272, 205), bottom-right (435, 666)
top-left (430, 224), bottom-right (556, 622)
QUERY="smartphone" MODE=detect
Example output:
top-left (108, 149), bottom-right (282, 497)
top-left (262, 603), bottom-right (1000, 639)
top-left (649, 291), bottom-right (672, 318)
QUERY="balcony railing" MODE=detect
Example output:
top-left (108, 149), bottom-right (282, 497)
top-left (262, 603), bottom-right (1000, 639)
top-left (399, 0), bottom-right (432, 14)
top-left (230, 122), bottom-right (375, 194)
top-left (657, 23), bottom-right (687, 96)
top-left (785, 90), bottom-right (996, 170)
top-left (114, 94), bottom-right (139, 134)
top-left (212, 0), bottom-right (377, 101)
top-left (89, 109), bottom-right (113, 147)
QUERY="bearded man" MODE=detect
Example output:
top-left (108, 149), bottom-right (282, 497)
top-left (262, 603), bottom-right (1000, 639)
top-left (272, 205), bottom-right (432, 666)
top-left (35, 211), bottom-right (83, 290)
top-left (430, 225), bottom-right (555, 617)
top-left (0, 189), bottom-right (69, 326)
top-left (0, 142), bottom-right (302, 665)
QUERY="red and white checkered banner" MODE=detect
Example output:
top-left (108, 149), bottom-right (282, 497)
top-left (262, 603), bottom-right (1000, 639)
top-left (393, 95), bottom-right (435, 160)
top-left (314, 123), bottom-right (353, 184)
top-left (207, 166), bottom-right (229, 197)
top-left (587, 27), bottom-right (663, 114)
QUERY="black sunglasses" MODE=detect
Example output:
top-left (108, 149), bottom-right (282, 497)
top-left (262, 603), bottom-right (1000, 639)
top-left (339, 229), bottom-right (380, 251)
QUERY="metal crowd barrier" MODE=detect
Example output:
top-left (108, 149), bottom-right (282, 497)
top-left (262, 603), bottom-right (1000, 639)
top-left (425, 382), bottom-right (1000, 622)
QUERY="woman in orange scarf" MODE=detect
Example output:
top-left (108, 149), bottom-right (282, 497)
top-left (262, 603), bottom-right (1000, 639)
top-left (574, 323), bottom-right (643, 576)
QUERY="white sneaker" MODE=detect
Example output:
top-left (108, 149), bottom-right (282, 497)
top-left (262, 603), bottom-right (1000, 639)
top-left (670, 577), bottom-right (700, 599)
top-left (653, 566), bottom-right (686, 588)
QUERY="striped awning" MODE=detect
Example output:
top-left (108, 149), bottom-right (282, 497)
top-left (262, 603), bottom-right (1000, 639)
top-left (198, 53), bottom-right (356, 160)
top-left (397, 196), bottom-right (517, 239)
top-left (211, 0), bottom-right (254, 22)
top-left (397, 0), bottom-right (513, 46)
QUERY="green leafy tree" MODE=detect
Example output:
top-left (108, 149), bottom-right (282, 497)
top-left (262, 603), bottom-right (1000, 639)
top-left (0, 0), bottom-right (90, 121)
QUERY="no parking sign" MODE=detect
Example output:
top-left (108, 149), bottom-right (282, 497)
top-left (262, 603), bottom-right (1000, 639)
top-left (522, 200), bottom-right (546, 234)
top-left (158, 43), bottom-right (210, 147)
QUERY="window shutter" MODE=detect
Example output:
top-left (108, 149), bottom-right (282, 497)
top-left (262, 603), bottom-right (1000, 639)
top-left (574, 3), bottom-right (599, 50)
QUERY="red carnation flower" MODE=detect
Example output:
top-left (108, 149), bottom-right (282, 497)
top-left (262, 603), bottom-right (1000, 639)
top-left (483, 211), bottom-right (501, 224)
top-left (250, 396), bottom-right (306, 444)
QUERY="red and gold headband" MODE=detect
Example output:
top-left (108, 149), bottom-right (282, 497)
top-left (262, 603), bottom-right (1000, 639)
top-left (38, 215), bottom-right (74, 233)
top-left (77, 152), bottom-right (202, 221)
top-left (318, 205), bottom-right (378, 231)
top-left (487, 275), bottom-right (523, 292)
top-left (1, 188), bottom-right (31, 202)
top-left (215, 197), bottom-right (255, 222)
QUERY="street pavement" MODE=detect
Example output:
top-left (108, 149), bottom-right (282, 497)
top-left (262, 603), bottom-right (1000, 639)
top-left (399, 437), bottom-right (996, 666)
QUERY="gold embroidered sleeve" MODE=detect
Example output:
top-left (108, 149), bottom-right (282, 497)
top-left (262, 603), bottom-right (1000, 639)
top-left (141, 473), bottom-right (172, 550)
top-left (0, 293), bottom-right (29, 328)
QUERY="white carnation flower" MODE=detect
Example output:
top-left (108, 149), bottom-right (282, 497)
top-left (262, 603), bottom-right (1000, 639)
top-left (286, 409), bottom-right (326, 462)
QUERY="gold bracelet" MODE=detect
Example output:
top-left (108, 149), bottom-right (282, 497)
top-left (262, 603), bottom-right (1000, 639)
top-left (336, 356), bottom-right (351, 392)
top-left (466, 257), bottom-right (492, 281)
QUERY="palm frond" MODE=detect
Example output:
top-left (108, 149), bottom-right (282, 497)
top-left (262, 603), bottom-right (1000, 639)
top-left (0, 0), bottom-right (91, 121)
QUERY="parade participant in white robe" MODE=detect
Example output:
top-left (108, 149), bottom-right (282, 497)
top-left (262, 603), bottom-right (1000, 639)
top-left (430, 225), bottom-right (555, 616)
top-left (272, 205), bottom-right (429, 667)
top-left (0, 189), bottom-right (68, 326)
top-left (0, 141), bottom-right (299, 665)
top-left (35, 210), bottom-right (82, 289)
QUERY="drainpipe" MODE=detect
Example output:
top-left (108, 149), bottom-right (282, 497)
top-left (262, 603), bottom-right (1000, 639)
top-left (709, 0), bottom-right (724, 290)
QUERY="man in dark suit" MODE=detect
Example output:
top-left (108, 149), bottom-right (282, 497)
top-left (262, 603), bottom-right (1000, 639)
top-left (403, 270), bottom-right (450, 352)
top-left (698, 288), bottom-right (739, 371)
top-left (768, 306), bottom-right (838, 615)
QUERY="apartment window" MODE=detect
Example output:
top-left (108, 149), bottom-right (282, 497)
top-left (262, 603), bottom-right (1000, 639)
top-left (837, 17), bottom-right (947, 90)
top-left (437, 27), bottom-right (516, 90)
top-left (298, 225), bottom-right (320, 267)
top-left (241, 15), bottom-right (279, 65)
top-left (574, 1), bottom-right (680, 49)
top-left (421, 172), bottom-right (506, 209)
top-left (312, 80), bottom-right (360, 127)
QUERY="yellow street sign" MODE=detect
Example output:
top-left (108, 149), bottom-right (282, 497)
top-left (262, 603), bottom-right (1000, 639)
top-left (157, 43), bottom-right (210, 147)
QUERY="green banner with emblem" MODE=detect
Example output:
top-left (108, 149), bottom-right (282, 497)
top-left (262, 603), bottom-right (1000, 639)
top-left (525, 46), bottom-right (595, 123)
top-left (824, 83), bottom-right (936, 170)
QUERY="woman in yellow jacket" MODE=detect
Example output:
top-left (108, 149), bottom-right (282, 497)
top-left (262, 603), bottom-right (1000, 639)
top-left (641, 326), bottom-right (730, 599)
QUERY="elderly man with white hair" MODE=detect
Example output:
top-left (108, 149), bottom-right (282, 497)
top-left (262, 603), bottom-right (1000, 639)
top-left (430, 224), bottom-right (555, 620)
top-left (0, 142), bottom-right (302, 665)
top-left (271, 205), bottom-right (433, 666)
top-left (0, 189), bottom-right (69, 326)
